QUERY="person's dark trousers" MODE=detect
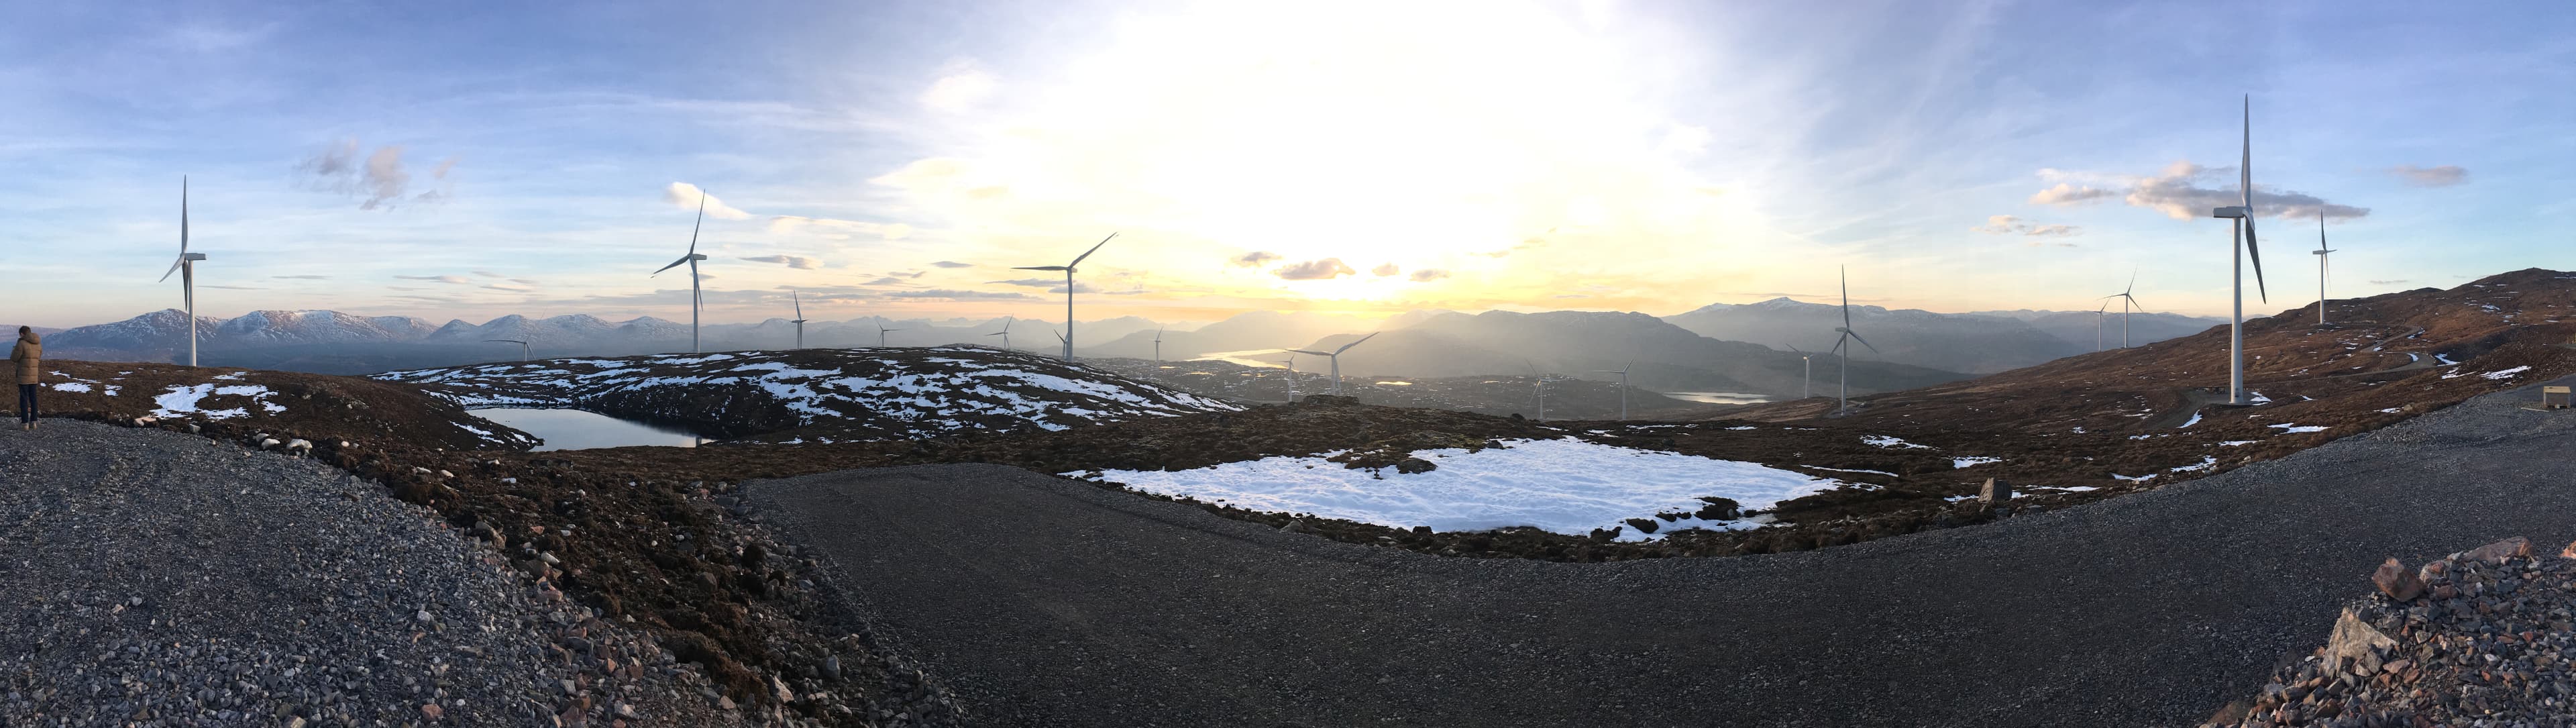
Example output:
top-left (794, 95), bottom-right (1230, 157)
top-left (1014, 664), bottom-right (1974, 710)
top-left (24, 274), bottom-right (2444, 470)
top-left (16, 383), bottom-right (32, 424)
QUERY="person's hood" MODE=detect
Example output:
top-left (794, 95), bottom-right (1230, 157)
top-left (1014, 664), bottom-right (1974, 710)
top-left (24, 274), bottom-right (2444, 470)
top-left (16, 331), bottom-right (36, 345)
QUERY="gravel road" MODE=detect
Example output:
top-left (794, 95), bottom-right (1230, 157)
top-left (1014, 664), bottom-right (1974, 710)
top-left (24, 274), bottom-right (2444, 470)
top-left (1, 420), bottom-right (721, 726)
top-left (749, 376), bottom-right (2576, 727)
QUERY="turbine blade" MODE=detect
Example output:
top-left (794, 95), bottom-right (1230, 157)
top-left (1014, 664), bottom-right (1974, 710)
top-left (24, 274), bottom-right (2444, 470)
top-left (1069, 232), bottom-right (1117, 267)
top-left (159, 257), bottom-right (183, 282)
top-left (1287, 350), bottom-right (1331, 356)
top-left (792, 290), bottom-right (802, 318)
top-left (180, 176), bottom-right (190, 254)
top-left (1840, 265), bottom-right (1851, 328)
top-left (688, 192), bottom-right (706, 255)
top-left (2125, 270), bottom-right (2136, 296)
top-left (1335, 331), bottom-right (1379, 354)
top-left (653, 255), bottom-right (692, 276)
top-left (1849, 331), bottom-right (1880, 355)
top-left (1014, 266), bottom-right (1069, 272)
top-left (2246, 217), bottom-right (2267, 303)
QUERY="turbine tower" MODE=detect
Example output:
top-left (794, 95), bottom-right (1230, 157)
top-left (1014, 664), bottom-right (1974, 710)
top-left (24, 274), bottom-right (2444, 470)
top-left (2093, 301), bottom-right (2108, 352)
top-left (2208, 95), bottom-right (2269, 406)
top-left (1152, 327), bottom-right (1165, 363)
top-left (1287, 332), bottom-right (1378, 397)
top-left (1277, 354), bottom-right (1300, 400)
top-left (157, 176), bottom-right (208, 366)
top-left (1014, 232), bottom-right (1116, 359)
top-left (788, 290), bottom-right (809, 350)
top-left (1827, 266), bottom-right (1879, 414)
top-left (875, 323), bottom-right (903, 348)
top-left (2100, 273), bottom-right (2148, 348)
top-left (651, 192), bottom-right (712, 354)
top-left (2313, 209), bottom-right (2336, 325)
top-left (1786, 345), bottom-right (1813, 399)
top-left (985, 315), bottom-right (1015, 351)
top-left (1593, 360), bottom-right (1635, 421)
top-left (1525, 361), bottom-right (1549, 422)
top-left (485, 339), bottom-right (531, 362)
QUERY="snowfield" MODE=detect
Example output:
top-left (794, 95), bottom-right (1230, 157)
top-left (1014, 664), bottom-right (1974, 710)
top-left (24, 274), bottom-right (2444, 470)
top-left (150, 383), bottom-right (287, 420)
top-left (380, 346), bottom-right (1242, 441)
top-left (1073, 437), bottom-right (1847, 541)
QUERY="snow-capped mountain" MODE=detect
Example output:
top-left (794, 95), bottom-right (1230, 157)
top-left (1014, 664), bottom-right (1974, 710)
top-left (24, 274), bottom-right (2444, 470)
top-left (215, 310), bottom-right (439, 344)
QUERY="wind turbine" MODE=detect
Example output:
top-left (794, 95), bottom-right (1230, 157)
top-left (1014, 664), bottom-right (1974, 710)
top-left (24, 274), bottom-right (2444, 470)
top-left (1786, 345), bottom-right (1813, 399)
top-left (485, 339), bottom-right (531, 362)
top-left (1152, 327), bottom-right (1165, 363)
top-left (1014, 232), bottom-right (1116, 359)
top-left (651, 192), bottom-right (712, 354)
top-left (2100, 273), bottom-right (2148, 348)
top-left (1277, 354), bottom-right (1300, 400)
top-left (1525, 361), bottom-right (1548, 421)
top-left (1593, 360), bottom-right (1635, 421)
top-left (788, 290), bottom-right (808, 350)
top-left (2208, 95), bottom-right (2269, 405)
top-left (157, 176), bottom-right (208, 366)
top-left (1287, 332), bottom-right (1377, 397)
top-left (875, 323), bottom-right (903, 348)
top-left (2093, 301), bottom-right (2108, 352)
top-left (985, 315), bottom-right (1015, 350)
top-left (2312, 209), bottom-right (2335, 325)
top-left (1827, 266), bottom-right (1879, 414)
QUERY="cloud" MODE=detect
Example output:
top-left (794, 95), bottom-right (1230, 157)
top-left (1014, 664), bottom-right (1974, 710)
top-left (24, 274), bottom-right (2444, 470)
top-left (1409, 268), bottom-right (1451, 282)
top-left (1474, 238), bottom-right (1547, 258)
top-left (769, 215), bottom-right (910, 240)
top-left (2028, 183), bottom-right (2114, 205)
top-left (1272, 258), bottom-right (1357, 280)
top-left (987, 278), bottom-right (1062, 288)
top-left (472, 270), bottom-right (505, 278)
top-left (665, 183), bottom-right (753, 220)
top-left (1974, 215), bottom-right (2082, 239)
top-left (270, 274), bottom-right (329, 280)
top-left (297, 138), bottom-right (455, 210)
top-left (2034, 161), bottom-right (2368, 221)
top-left (1554, 294), bottom-right (1589, 299)
top-left (1371, 262), bottom-right (1401, 276)
top-left (861, 276), bottom-right (906, 286)
top-left (2369, 279), bottom-right (2410, 285)
top-left (740, 254), bottom-right (821, 269)
top-left (930, 260), bottom-right (973, 268)
top-left (200, 284), bottom-right (266, 291)
top-left (2387, 164), bottom-right (2467, 187)
top-left (394, 274), bottom-right (474, 284)
top-left (1230, 250), bottom-right (1283, 267)
top-left (885, 289), bottom-right (1033, 300)
top-left (920, 68), bottom-right (998, 112)
top-left (482, 284), bottom-right (533, 292)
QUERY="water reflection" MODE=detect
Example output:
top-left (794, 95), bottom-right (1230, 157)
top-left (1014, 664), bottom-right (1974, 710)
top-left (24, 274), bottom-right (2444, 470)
top-left (467, 408), bottom-right (704, 451)
top-left (1660, 391), bottom-right (1773, 405)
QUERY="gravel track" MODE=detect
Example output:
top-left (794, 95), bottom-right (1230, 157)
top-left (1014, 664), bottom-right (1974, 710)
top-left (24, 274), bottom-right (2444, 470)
top-left (749, 376), bottom-right (2576, 727)
top-left (1, 420), bottom-right (722, 727)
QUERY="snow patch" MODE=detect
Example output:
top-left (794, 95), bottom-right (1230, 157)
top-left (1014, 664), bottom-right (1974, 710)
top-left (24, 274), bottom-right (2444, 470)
top-left (1951, 456), bottom-right (2002, 469)
top-left (1860, 435), bottom-right (1933, 450)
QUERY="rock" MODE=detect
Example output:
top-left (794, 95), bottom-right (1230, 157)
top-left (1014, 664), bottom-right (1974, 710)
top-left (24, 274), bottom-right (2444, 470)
top-left (258, 437), bottom-right (281, 450)
top-left (2371, 557), bottom-right (2426, 601)
top-left (2324, 607), bottom-right (2396, 675)
top-left (2561, 539), bottom-right (2576, 560)
top-left (821, 655), bottom-right (841, 680)
top-left (1411, 525), bottom-right (1433, 536)
top-left (1280, 519), bottom-right (1316, 534)
top-left (421, 703), bottom-right (444, 719)
top-left (2463, 536), bottom-right (2531, 563)
top-left (1695, 497), bottom-right (1741, 521)
top-left (285, 439), bottom-right (313, 455)
top-left (1395, 457), bottom-right (1438, 474)
top-left (1623, 517), bottom-right (1658, 535)
top-left (1978, 478), bottom-right (2012, 505)
top-left (773, 674), bottom-right (795, 703)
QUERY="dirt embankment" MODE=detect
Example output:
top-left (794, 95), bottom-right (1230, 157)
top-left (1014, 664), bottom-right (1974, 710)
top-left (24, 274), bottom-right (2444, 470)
top-left (27, 360), bottom-right (962, 726)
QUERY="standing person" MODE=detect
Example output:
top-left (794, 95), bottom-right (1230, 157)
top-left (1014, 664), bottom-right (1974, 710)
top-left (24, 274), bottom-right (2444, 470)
top-left (10, 326), bottom-right (38, 430)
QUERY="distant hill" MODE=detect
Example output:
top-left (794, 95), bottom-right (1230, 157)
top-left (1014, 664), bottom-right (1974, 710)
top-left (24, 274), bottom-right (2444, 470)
top-left (1285, 310), bottom-right (1967, 398)
top-left (1666, 298), bottom-right (2145, 374)
top-left (1079, 311), bottom-right (1381, 361)
top-left (1968, 309), bottom-right (2227, 352)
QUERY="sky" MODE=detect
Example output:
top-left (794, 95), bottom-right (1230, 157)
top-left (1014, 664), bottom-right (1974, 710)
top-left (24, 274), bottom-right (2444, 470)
top-left (1, 1), bottom-right (2570, 329)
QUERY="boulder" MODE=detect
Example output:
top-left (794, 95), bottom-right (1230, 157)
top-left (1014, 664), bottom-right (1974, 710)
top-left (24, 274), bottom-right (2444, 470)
top-left (2323, 607), bottom-right (2396, 676)
top-left (2370, 557), bottom-right (2424, 601)
top-left (1695, 497), bottom-right (1741, 521)
top-left (2461, 536), bottom-right (2531, 564)
top-left (1978, 478), bottom-right (2011, 505)
top-left (1395, 457), bottom-right (1438, 474)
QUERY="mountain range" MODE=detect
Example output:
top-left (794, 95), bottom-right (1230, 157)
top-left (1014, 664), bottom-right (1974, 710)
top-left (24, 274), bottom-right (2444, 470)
top-left (19, 300), bottom-right (2220, 384)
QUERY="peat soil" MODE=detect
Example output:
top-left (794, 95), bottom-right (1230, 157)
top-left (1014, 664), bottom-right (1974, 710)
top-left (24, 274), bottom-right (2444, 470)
top-left (748, 374), bottom-right (2576, 727)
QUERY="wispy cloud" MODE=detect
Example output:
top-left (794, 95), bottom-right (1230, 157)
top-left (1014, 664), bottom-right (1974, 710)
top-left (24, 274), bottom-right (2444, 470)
top-left (740, 254), bottom-right (821, 269)
top-left (1230, 251), bottom-right (1282, 267)
top-left (2387, 164), bottom-right (2467, 187)
top-left (1370, 262), bottom-right (1400, 276)
top-left (2033, 162), bottom-right (2369, 221)
top-left (930, 260), bottom-right (974, 268)
top-left (665, 183), bottom-right (752, 220)
top-left (1273, 258), bottom-right (1356, 280)
top-left (1409, 268), bottom-right (1451, 282)
top-left (297, 138), bottom-right (457, 210)
top-left (394, 274), bottom-right (474, 284)
top-left (1973, 215), bottom-right (2082, 240)
top-left (769, 215), bottom-right (911, 240)
top-left (271, 274), bottom-right (330, 280)
top-left (2369, 279), bottom-right (2410, 285)
top-left (920, 66), bottom-right (998, 113)
top-left (885, 289), bottom-right (1033, 300)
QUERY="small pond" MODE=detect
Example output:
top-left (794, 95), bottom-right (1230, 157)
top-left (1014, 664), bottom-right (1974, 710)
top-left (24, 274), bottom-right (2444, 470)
top-left (467, 408), bottom-right (704, 451)
top-left (1662, 391), bottom-right (1774, 405)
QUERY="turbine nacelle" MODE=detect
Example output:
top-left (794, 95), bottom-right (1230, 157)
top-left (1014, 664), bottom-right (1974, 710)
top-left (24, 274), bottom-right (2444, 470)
top-left (2211, 206), bottom-right (2250, 219)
